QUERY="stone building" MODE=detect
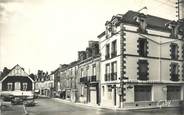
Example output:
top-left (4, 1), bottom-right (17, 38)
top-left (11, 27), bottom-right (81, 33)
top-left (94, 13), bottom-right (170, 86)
top-left (77, 41), bottom-right (100, 105)
top-left (98, 10), bottom-right (184, 109)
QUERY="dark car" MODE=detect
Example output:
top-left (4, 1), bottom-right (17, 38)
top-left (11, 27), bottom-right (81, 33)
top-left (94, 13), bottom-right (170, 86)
top-left (2, 93), bottom-right (14, 102)
top-left (11, 97), bottom-right (24, 105)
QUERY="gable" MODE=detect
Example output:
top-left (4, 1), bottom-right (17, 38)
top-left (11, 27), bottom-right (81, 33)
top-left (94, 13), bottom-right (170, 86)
top-left (7, 65), bottom-right (29, 77)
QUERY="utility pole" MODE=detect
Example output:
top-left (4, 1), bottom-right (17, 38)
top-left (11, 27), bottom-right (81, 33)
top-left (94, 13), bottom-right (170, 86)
top-left (176, 0), bottom-right (184, 19)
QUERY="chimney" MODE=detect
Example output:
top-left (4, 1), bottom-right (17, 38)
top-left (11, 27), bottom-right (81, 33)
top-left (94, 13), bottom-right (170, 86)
top-left (78, 51), bottom-right (86, 61)
top-left (92, 42), bottom-right (99, 57)
top-left (86, 47), bottom-right (92, 58)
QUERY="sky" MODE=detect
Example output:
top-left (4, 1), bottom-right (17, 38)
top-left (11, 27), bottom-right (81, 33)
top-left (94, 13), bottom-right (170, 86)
top-left (0, 0), bottom-right (177, 74)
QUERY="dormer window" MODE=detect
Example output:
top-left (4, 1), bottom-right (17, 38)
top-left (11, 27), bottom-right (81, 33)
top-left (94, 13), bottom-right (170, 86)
top-left (170, 43), bottom-right (178, 60)
top-left (134, 14), bottom-right (147, 34)
top-left (137, 38), bottom-right (148, 57)
top-left (105, 23), bottom-right (112, 39)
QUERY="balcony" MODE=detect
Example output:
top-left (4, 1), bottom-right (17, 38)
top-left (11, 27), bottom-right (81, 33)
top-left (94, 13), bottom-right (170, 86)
top-left (111, 51), bottom-right (117, 58)
top-left (91, 75), bottom-right (97, 82)
top-left (111, 72), bottom-right (117, 81)
top-left (80, 77), bottom-right (88, 83)
top-left (105, 73), bottom-right (111, 81)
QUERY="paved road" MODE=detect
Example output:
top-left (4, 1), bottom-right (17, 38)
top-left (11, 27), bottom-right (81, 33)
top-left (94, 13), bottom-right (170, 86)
top-left (26, 98), bottom-right (184, 115)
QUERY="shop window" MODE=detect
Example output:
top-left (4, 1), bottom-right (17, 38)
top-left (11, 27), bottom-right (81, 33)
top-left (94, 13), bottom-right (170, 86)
top-left (170, 63), bottom-right (179, 81)
top-left (134, 85), bottom-right (152, 101)
top-left (170, 43), bottom-right (179, 60)
top-left (137, 60), bottom-right (149, 80)
top-left (137, 38), bottom-right (148, 57)
top-left (167, 86), bottom-right (181, 100)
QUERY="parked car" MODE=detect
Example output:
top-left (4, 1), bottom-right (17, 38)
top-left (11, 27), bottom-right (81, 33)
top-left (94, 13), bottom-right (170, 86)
top-left (11, 96), bottom-right (23, 105)
top-left (1, 93), bottom-right (14, 102)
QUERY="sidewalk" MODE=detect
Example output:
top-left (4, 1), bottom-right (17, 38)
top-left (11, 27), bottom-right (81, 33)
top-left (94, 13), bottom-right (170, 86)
top-left (52, 98), bottom-right (104, 110)
top-left (52, 98), bottom-right (181, 111)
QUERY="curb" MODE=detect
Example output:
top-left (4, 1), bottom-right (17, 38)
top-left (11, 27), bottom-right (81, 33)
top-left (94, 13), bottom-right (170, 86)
top-left (52, 98), bottom-right (103, 110)
top-left (52, 98), bottom-right (182, 111)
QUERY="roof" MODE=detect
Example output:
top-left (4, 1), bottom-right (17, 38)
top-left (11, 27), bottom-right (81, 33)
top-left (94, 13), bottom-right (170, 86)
top-left (0, 64), bottom-right (34, 82)
top-left (122, 10), bottom-right (170, 31)
top-left (98, 10), bottom-right (171, 38)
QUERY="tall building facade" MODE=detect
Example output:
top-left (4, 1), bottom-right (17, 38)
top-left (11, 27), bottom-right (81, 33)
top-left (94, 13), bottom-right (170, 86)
top-left (98, 11), bottom-right (184, 109)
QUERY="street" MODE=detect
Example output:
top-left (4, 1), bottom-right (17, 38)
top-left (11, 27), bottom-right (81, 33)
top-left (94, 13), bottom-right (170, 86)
top-left (24, 98), bottom-right (183, 115)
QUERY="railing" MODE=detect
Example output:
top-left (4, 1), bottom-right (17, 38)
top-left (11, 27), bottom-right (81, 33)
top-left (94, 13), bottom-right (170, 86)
top-left (105, 74), bottom-right (111, 81)
top-left (80, 77), bottom-right (88, 83)
top-left (91, 75), bottom-right (96, 82)
top-left (111, 72), bottom-right (117, 81)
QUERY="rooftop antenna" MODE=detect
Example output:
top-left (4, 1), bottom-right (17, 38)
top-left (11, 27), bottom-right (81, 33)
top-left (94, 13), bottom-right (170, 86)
top-left (138, 6), bottom-right (148, 12)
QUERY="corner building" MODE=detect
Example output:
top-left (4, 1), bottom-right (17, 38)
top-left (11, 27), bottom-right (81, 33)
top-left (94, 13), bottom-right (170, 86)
top-left (98, 10), bottom-right (184, 109)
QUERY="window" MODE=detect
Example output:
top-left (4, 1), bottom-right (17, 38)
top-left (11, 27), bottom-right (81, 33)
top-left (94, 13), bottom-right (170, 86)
top-left (111, 40), bottom-right (117, 58)
top-left (107, 85), bottom-right (112, 100)
top-left (106, 24), bottom-right (112, 39)
top-left (134, 85), bottom-right (152, 101)
top-left (170, 63), bottom-right (179, 81)
top-left (81, 69), bottom-right (84, 77)
top-left (22, 83), bottom-right (28, 91)
top-left (137, 38), bottom-right (148, 57)
top-left (105, 44), bottom-right (110, 59)
top-left (15, 82), bottom-right (21, 90)
top-left (92, 64), bottom-right (96, 76)
top-left (105, 64), bottom-right (110, 81)
top-left (170, 43), bottom-right (178, 60)
top-left (111, 61), bottom-right (117, 80)
top-left (137, 60), bottom-right (149, 80)
top-left (86, 67), bottom-right (89, 77)
top-left (167, 86), bottom-right (181, 100)
top-left (91, 64), bottom-right (96, 82)
top-left (7, 83), bottom-right (13, 91)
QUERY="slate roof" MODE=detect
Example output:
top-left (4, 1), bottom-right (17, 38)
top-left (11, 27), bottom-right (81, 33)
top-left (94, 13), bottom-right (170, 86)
top-left (98, 10), bottom-right (172, 38)
top-left (122, 10), bottom-right (171, 31)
